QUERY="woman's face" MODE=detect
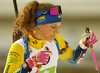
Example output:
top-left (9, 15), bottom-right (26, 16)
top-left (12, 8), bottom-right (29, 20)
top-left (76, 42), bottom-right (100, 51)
top-left (36, 22), bottom-right (61, 41)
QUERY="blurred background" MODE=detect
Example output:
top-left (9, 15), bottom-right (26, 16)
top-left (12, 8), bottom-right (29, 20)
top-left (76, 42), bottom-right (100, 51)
top-left (0, 0), bottom-right (100, 73)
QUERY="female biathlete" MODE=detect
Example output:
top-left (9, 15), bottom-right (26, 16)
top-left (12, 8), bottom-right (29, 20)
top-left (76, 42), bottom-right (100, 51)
top-left (3, 0), bottom-right (97, 73)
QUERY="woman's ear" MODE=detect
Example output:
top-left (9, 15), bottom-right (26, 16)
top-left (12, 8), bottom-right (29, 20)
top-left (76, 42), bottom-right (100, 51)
top-left (31, 26), bottom-right (36, 34)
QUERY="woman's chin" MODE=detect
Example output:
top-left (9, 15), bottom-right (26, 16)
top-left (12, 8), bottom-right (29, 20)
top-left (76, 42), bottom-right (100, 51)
top-left (47, 38), bottom-right (54, 42)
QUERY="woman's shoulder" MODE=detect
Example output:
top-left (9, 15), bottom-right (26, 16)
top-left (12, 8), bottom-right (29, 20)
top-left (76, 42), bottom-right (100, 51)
top-left (7, 38), bottom-right (25, 60)
top-left (55, 34), bottom-right (63, 40)
top-left (54, 34), bottom-right (66, 50)
top-left (13, 38), bottom-right (24, 49)
top-left (9, 38), bottom-right (24, 53)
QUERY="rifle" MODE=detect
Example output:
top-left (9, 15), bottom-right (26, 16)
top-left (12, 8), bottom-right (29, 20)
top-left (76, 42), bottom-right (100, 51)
top-left (13, 0), bottom-right (22, 43)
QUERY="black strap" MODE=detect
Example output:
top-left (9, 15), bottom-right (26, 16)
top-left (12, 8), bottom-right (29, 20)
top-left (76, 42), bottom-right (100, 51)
top-left (22, 62), bottom-right (32, 72)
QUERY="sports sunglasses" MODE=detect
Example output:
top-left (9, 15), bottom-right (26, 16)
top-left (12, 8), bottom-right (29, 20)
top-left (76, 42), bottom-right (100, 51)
top-left (36, 5), bottom-right (62, 20)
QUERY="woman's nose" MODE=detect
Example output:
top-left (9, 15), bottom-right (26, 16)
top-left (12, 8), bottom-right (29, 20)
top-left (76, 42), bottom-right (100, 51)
top-left (55, 28), bottom-right (59, 34)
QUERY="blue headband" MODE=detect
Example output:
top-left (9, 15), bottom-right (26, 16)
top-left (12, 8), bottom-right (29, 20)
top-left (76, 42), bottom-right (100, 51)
top-left (35, 10), bottom-right (61, 25)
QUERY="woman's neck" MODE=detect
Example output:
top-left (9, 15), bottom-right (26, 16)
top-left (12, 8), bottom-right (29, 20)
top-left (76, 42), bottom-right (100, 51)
top-left (32, 31), bottom-right (45, 40)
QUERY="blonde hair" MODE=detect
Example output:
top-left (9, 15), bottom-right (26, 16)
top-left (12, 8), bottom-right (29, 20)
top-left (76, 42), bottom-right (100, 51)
top-left (14, 0), bottom-right (55, 36)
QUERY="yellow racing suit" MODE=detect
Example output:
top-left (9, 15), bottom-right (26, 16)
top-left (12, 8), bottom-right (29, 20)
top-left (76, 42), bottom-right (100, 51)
top-left (3, 34), bottom-right (87, 73)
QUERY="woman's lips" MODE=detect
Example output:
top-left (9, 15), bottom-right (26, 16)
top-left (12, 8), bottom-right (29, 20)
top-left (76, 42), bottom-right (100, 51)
top-left (51, 35), bottom-right (55, 38)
